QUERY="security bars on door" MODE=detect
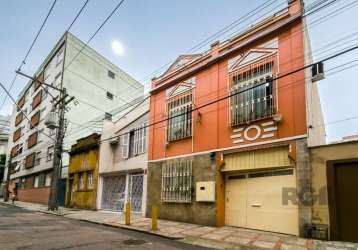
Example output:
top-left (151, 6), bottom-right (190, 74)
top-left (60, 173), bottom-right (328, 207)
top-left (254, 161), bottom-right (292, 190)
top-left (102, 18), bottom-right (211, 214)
top-left (167, 93), bottom-right (192, 142)
top-left (230, 58), bottom-right (276, 126)
top-left (161, 160), bottom-right (193, 203)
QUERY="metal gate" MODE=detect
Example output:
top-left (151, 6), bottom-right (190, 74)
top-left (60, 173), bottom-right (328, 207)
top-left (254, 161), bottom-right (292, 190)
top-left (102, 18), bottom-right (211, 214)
top-left (101, 175), bottom-right (126, 211)
top-left (128, 174), bottom-right (143, 212)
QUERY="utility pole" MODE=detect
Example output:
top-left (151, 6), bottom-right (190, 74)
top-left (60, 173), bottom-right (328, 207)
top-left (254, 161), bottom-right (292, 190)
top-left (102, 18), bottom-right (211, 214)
top-left (16, 70), bottom-right (74, 211)
top-left (4, 157), bottom-right (12, 202)
top-left (48, 88), bottom-right (73, 211)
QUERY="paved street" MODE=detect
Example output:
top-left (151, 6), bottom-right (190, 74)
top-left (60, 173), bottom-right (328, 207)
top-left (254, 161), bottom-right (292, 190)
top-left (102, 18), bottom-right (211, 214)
top-left (0, 203), bottom-right (208, 250)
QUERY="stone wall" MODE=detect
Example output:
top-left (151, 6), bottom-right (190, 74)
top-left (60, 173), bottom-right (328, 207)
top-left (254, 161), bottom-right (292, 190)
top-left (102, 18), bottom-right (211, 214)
top-left (146, 154), bottom-right (218, 226)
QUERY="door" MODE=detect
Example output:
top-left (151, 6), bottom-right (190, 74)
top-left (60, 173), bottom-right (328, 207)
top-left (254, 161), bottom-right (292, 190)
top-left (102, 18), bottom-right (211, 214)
top-left (128, 174), bottom-right (144, 212)
top-left (101, 175), bottom-right (126, 211)
top-left (225, 169), bottom-right (299, 235)
top-left (330, 162), bottom-right (358, 242)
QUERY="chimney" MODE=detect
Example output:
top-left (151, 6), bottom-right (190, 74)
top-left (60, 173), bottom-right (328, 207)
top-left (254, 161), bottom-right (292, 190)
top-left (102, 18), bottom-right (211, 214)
top-left (210, 40), bottom-right (220, 57)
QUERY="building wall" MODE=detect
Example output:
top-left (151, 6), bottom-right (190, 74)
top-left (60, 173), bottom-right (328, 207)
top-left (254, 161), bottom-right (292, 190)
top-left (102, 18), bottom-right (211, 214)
top-left (146, 154), bottom-right (217, 226)
top-left (5, 32), bottom-right (144, 204)
top-left (97, 100), bottom-right (149, 213)
top-left (62, 33), bottom-right (144, 169)
top-left (148, 3), bottom-right (309, 161)
top-left (66, 142), bottom-right (99, 210)
top-left (310, 142), bottom-right (358, 226)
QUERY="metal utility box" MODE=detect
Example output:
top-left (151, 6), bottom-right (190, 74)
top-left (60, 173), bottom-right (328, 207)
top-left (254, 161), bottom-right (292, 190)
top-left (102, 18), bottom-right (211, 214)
top-left (196, 181), bottom-right (215, 202)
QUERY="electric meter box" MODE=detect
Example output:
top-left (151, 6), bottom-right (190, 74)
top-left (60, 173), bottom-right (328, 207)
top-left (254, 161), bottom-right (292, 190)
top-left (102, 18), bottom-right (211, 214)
top-left (196, 181), bottom-right (215, 202)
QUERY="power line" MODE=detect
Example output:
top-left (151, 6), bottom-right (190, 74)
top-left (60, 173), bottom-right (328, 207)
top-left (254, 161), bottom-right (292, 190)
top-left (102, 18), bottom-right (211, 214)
top-left (0, 0), bottom-right (58, 111)
top-left (99, 43), bottom-right (358, 143)
top-left (66, 0), bottom-right (90, 31)
top-left (68, 1), bottom-right (358, 134)
top-left (64, 0), bottom-right (126, 72)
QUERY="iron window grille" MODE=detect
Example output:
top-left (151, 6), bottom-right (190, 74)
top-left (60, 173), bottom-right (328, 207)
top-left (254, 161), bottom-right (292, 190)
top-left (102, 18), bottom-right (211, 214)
top-left (133, 122), bottom-right (147, 156)
top-left (167, 93), bottom-right (193, 142)
top-left (230, 58), bottom-right (276, 126)
top-left (161, 159), bottom-right (193, 203)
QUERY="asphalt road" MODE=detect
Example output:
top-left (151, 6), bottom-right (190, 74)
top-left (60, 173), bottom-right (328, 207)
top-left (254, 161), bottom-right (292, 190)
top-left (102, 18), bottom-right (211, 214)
top-left (0, 203), bottom-right (209, 250)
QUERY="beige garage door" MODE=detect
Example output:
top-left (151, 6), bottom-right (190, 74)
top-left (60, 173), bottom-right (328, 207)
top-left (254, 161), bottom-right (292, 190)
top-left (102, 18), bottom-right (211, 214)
top-left (225, 169), bottom-right (298, 235)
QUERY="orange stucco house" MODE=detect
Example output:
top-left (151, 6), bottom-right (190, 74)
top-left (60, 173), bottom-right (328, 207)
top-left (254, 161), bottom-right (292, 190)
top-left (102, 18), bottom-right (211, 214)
top-left (147, 0), bottom-right (324, 236)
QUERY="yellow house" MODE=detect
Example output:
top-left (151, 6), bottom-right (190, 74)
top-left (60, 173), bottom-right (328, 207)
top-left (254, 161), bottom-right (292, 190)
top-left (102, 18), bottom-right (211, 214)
top-left (66, 133), bottom-right (100, 210)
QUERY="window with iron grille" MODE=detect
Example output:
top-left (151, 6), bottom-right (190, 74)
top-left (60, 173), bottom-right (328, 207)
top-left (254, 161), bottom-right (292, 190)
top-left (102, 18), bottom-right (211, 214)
top-left (230, 59), bottom-right (275, 126)
top-left (167, 93), bottom-right (192, 142)
top-left (161, 160), bottom-right (193, 203)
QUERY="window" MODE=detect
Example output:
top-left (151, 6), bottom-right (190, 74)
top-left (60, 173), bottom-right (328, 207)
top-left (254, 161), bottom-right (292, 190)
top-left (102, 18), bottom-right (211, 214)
top-left (15, 112), bottom-right (23, 126)
top-left (35, 152), bottom-right (41, 166)
top-left (87, 171), bottom-right (94, 189)
top-left (27, 132), bottom-right (38, 148)
top-left (230, 59), bottom-right (275, 126)
top-left (161, 160), bottom-right (193, 203)
top-left (45, 173), bottom-right (52, 186)
top-left (47, 146), bottom-right (54, 161)
top-left (106, 91), bottom-right (114, 100)
top-left (108, 70), bottom-right (115, 79)
top-left (121, 133), bottom-right (129, 159)
top-left (32, 89), bottom-right (43, 110)
top-left (104, 112), bottom-right (112, 120)
top-left (25, 153), bottom-right (36, 169)
top-left (167, 93), bottom-right (193, 142)
top-left (133, 122), bottom-right (147, 156)
top-left (54, 72), bottom-right (62, 86)
top-left (13, 128), bottom-right (21, 142)
top-left (56, 49), bottom-right (64, 66)
top-left (34, 175), bottom-right (39, 188)
top-left (30, 111), bottom-right (40, 129)
top-left (78, 173), bottom-right (85, 190)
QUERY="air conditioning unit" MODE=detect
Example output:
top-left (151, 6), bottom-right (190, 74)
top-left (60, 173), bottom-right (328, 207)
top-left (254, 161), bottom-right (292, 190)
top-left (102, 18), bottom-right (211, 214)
top-left (109, 137), bottom-right (119, 145)
top-left (311, 62), bottom-right (325, 82)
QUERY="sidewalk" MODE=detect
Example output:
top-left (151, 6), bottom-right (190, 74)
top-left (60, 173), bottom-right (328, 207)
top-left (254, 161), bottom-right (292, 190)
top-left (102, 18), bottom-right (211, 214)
top-left (1, 200), bottom-right (358, 250)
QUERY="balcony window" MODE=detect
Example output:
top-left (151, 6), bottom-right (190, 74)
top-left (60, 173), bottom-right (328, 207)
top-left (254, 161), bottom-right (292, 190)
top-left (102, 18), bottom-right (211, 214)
top-left (87, 171), bottom-right (94, 190)
top-left (167, 93), bottom-right (192, 142)
top-left (230, 59), bottom-right (275, 126)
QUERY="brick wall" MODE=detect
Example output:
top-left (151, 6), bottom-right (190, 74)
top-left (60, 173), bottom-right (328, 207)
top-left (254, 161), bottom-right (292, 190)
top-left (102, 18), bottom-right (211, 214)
top-left (17, 187), bottom-right (50, 205)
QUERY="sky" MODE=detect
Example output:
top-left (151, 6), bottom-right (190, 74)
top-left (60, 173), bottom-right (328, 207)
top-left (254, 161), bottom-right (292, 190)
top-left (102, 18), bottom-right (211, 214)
top-left (0, 0), bottom-right (358, 143)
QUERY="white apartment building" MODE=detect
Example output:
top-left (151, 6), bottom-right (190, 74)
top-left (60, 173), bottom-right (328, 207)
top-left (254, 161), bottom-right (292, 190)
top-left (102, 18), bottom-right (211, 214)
top-left (5, 32), bottom-right (143, 204)
top-left (97, 98), bottom-right (149, 215)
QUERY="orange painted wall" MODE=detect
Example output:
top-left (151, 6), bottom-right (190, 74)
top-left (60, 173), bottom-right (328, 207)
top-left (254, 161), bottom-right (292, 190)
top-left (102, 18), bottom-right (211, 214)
top-left (148, 20), bottom-right (307, 161)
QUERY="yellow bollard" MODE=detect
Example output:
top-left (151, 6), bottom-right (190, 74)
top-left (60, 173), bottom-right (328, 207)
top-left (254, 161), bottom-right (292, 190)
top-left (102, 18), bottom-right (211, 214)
top-left (125, 202), bottom-right (130, 225)
top-left (151, 205), bottom-right (158, 231)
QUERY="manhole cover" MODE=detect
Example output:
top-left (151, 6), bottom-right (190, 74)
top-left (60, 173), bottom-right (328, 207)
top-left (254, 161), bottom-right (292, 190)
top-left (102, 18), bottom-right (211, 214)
top-left (122, 239), bottom-right (146, 245)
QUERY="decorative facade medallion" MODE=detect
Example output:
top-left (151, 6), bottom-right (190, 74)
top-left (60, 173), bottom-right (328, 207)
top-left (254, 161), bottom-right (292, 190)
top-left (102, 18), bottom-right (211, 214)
top-left (230, 120), bottom-right (277, 144)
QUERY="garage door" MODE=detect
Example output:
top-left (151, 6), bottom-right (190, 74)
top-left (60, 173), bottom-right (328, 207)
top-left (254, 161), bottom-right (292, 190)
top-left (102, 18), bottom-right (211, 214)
top-left (225, 169), bottom-right (298, 235)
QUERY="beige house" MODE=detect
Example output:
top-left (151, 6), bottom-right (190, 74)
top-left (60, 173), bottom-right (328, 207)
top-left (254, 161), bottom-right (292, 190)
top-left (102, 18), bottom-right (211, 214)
top-left (97, 98), bottom-right (149, 215)
top-left (310, 140), bottom-right (358, 242)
